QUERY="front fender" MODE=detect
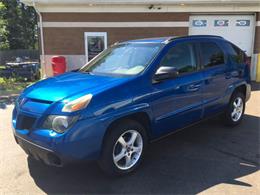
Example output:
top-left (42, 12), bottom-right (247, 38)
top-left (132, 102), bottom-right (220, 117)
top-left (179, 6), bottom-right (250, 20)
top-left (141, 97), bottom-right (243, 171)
top-left (97, 102), bottom-right (153, 124)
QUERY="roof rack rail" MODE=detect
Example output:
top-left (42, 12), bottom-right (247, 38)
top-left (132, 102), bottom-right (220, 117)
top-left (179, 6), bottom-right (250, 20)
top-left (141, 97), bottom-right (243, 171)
top-left (187, 35), bottom-right (224, 38)
top-left (164, 35), bottom-right (224, 43)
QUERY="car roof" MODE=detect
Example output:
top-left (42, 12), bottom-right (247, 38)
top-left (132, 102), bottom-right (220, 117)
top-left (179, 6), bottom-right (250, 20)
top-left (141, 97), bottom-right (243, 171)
top-left (122, 35), bottom-right (224, 44)
top-left (124, 37), bottom-right (174, 43)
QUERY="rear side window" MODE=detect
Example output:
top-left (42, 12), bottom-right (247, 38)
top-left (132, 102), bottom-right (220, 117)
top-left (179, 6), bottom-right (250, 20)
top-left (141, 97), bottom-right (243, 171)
top-left (200, 42), bottom-right (225, 68)
top-left (160, 42), bottom-right (197, 74)
top-left (225, 42), bottom-right (245, 64)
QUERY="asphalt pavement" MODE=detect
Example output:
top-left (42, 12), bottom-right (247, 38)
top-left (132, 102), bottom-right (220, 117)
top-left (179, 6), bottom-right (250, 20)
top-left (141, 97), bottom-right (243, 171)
top-left (0, 83), bottom-right (259, 194)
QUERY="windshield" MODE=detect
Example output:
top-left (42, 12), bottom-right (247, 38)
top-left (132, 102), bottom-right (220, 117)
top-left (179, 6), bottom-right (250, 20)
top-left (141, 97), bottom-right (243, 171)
top-left (80, 43), bottom-right (162, 76)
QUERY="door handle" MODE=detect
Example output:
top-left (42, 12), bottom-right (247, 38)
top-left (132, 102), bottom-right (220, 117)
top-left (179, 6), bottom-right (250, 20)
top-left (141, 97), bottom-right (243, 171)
top-left (225, 70), bottom-right (240, 79)
top-left (187, 84), bottom-right (201, 92)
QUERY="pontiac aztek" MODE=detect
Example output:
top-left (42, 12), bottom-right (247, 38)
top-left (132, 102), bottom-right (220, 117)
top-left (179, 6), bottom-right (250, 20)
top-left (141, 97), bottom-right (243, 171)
top-left (12, 35), bottom-right (251, 175)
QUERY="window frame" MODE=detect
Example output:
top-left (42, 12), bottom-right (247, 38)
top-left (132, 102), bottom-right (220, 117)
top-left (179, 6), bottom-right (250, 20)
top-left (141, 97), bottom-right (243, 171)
top-left (198, 41), bottom-right (227, 70)
top-left (156, 41), bottom-right (200, 77)
top-left (84, 32), bottom-right (108, 63)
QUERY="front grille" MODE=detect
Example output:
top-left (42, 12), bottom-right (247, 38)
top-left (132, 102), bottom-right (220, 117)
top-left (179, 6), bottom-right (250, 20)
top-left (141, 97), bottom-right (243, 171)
top-left (16, 114), bottom-right (37, 130)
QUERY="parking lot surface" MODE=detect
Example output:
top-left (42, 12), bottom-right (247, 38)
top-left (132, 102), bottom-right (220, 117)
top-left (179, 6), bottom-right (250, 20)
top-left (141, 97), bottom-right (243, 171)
top-left (0, 84), bottom-right (259, 194)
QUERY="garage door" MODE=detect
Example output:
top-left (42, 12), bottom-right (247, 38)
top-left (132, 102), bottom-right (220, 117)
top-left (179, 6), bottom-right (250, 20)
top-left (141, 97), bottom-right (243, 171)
top-left (189, 15), bottom-right (255, 56)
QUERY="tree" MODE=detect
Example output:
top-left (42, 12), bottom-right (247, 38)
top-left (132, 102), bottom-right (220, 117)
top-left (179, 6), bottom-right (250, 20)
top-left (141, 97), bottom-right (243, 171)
top-left (0, 2), bottom-right (9, 49)
top-left (0, 0), bottom-right (38, 50)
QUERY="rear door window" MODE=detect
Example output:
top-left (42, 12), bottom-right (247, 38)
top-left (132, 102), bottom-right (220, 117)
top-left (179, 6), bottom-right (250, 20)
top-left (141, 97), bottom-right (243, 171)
top-left (225, 42), bottom-right (245, 64)
top-left (200, 42), bottom-right (225, 68)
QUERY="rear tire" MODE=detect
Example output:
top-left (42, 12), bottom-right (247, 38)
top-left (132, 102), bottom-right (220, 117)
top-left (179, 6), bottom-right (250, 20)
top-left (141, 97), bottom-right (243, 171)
top-left (223, 91), bottom-right (245, 126)
top-left (98, 119), bottom-right (147, 176)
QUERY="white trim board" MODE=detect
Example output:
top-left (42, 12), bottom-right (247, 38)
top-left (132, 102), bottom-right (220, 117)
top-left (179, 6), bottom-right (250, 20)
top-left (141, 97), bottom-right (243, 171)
top-left (42, 21), bottom-right (189, 28)
top-left (34, 4), bottom-right (260, 13)
top-left (40, 21), bottom-right (260, 28)
top-left (20, 0), bottom-right (260, 5)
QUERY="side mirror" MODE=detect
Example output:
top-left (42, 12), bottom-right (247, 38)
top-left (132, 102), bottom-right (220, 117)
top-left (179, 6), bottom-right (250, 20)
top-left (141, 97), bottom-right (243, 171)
top-left (153, 66), bottom-right (179, 82)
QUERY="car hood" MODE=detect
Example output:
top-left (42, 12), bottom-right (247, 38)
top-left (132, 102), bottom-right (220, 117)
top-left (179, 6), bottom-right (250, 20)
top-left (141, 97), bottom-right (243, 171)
top-left (23, 72), bottom-right (130, 102)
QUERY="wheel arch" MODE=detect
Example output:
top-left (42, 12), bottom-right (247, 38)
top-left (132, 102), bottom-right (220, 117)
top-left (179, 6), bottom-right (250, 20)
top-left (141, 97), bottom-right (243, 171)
top-left (230, 83), bottom-right (247, 102)
top-left (109, 111), bottom-right (152, 138)
top-left (100, 111), bottom-right (153, 154)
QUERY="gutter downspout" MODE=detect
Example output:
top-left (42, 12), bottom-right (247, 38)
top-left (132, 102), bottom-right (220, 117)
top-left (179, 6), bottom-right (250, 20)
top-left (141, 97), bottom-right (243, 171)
top-left (32, 0), bottom-right (46, 78)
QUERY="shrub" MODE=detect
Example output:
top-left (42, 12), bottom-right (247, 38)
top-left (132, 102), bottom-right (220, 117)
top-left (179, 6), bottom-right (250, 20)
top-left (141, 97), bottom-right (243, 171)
top-left (0, 77), bottom-right (32, 95)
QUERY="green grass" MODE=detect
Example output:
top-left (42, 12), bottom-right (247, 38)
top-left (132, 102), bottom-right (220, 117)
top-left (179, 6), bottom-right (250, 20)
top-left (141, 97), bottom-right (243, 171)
top-left (0, 77), bottom-right (34, 96)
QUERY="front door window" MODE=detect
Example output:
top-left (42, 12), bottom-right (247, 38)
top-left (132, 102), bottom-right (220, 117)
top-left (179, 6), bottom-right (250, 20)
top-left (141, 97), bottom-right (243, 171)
top-left (159, 42), bottom-right (197, 74)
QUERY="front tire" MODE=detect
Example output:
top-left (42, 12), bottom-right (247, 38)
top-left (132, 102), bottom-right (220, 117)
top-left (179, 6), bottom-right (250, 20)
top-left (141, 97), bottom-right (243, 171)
top-left (224, 91), bottom-right (245, 126)
top-left (98, 119), bottom-right (147, 176)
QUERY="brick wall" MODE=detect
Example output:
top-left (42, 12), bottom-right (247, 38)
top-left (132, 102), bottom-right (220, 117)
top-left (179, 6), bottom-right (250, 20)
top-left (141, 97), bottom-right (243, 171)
top-left (43, 27), bottom-right (188, 55)
top-left (41, 13), bottom-right (189, 55)
top-left (42, 13), bottom-right (189, 22)
top-left (41, 12), bottom-right (260, 55)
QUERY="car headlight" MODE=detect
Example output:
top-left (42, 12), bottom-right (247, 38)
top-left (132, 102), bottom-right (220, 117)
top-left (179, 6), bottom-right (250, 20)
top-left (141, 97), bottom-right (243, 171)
top-left (62, 94), bottom-right (92, 112)
top-left (43, 115), bottom-right (79, 133)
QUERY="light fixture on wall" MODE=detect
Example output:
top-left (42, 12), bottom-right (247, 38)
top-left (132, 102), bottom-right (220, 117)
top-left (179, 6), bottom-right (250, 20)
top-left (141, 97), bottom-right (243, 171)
top-left (148, 4), bottom-right (162, 10)
top-left (148, 4), bottom-right (154, 9)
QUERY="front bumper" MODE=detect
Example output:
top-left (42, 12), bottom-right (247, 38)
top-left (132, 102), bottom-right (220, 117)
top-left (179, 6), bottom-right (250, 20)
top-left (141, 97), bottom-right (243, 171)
top-left (14, 135), bottom-right (63, 166)
top-left (12, 109), bottom-right (110, 166)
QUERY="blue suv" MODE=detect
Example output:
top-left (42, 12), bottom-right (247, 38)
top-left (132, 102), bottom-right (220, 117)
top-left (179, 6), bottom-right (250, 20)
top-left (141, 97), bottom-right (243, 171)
top-left (12, 35), bottom-right (251, 175)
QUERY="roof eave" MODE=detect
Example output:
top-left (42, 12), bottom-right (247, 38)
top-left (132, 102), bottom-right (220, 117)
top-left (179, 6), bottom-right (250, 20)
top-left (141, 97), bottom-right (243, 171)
top-left (20, 0), bottom-right (260, 6)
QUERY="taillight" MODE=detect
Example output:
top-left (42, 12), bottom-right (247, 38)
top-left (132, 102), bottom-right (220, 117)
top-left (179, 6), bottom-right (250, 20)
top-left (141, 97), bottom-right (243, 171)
top-left (244, 54), bottom-right (251, 81)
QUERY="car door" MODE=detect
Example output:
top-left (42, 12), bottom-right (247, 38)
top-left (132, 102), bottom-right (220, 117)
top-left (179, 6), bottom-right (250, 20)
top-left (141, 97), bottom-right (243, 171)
top-left (199, 41), bottom-right (230, 116)
top-left (151, 41), bottom-right (204, 137)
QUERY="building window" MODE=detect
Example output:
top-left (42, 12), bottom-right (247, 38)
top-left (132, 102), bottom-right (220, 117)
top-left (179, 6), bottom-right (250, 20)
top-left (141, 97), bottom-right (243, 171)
top-left (84, 32), bottom-right (107, 62)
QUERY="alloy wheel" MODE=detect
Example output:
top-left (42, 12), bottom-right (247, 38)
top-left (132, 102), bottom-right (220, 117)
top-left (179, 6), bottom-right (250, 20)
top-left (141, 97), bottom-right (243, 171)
top-left (113, 130), bottom-right (143, 170)
top-left (231, 97), bottom-right (244, 122)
